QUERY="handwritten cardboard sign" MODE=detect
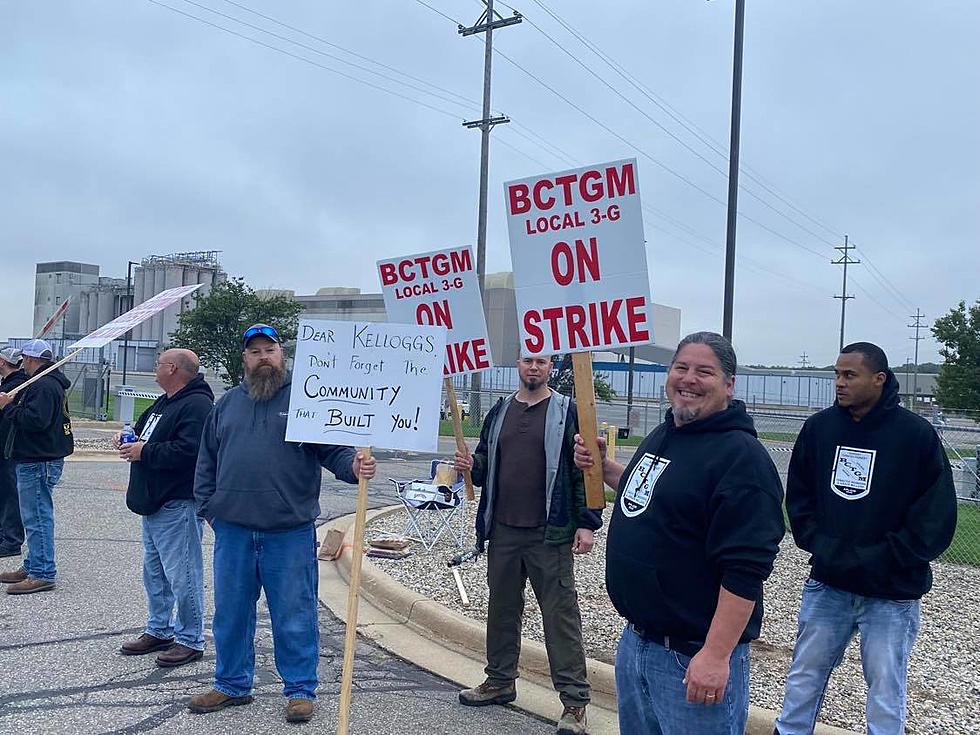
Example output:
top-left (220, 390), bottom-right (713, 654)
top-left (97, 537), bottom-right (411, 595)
top-left (377, 245), bottom-right (493, 376)
top-left (504, 158), bottom-right (653, 356)
top-left (285, 319), bottom-right (446, 451)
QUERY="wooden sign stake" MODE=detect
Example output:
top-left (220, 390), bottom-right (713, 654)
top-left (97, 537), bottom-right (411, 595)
top-left (443, 378), bottom-right (475, 500)
top-left (6, 348), bottom-right (86, 399)
top-left (571, 353), bottom-right (606, 509)
top-left (337, 446), bottom-right (372, 735)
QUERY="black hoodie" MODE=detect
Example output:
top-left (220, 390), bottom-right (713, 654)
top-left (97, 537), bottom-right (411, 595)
top-left (4, 368), bottom-right (74, 462)
top-left (126, 374), bottom-right (214, 516)
top-left (0, 369), bottom-right (28, 453)
top-left (786, 370), bottom-right (956, 600)
top-left (606, 400), bottom-right (785, 644)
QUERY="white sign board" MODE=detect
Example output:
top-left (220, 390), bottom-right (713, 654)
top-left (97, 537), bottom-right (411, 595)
top-left (504, 158), bottom-right (653, 356)
top-left (286, 319), bottom-right (446, 452)
top-left (377, 245), bottom-right (493, 376)
top-left (68, 284), bottom-right (203, 349)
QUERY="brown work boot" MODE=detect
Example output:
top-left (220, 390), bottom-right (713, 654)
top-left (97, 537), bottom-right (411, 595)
top-left (458, 679), bottom-right (517, 707)
top-left (0, 567), bottom-right (28, 584)
top-left (188, 689), bottom-right (254, 714)
top-left (285, 698), bottom-right (315, 723)
top-left (120, 633), bottom-right (175, 656)
top-left (557, 705), bottom-right (589, 735)
top-left (156, 643), bottom-right (204, 668)
top-left (6, 576), bottom-right (55, 595)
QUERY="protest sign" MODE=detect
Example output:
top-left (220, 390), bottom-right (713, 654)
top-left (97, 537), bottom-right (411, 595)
top-left (504, 158), bottom-right (653, 356)
top-left (36, 298), bottom-right (71, 340)
top-left (285, 319), bottom-right (446, 453)
top-left (68, 284), bottom-right (203, 349)
top-left (377, 245), bottom-right (493, 376)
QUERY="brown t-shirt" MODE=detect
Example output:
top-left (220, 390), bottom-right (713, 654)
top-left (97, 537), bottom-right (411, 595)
top-left (494, 396), bottom-right (550, 528)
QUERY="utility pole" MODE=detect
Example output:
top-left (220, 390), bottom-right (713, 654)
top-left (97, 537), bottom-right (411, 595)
top-left (121, 260), bottom-right (139, 385)
top-left (908, 308), bottom-right (925, 409)
top-left (799, 351), bottom-right (809, 369)
top-left (832, 234), bottom-right (859, 353)
top-left (722, 0), bottom-right (746, 341)
top-left (458, 0), bottom-right (521, 421)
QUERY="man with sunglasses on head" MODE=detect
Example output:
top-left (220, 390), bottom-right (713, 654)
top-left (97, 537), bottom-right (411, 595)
top-left (116, 348), bottom-right (213, 668)
top-left (189, 324), bottom-right (376, 725)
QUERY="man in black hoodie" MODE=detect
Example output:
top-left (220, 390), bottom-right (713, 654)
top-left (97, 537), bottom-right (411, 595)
top-left (0, 339), bottom-right (74, 595)
top-left (774, 342), bottom-right (956, 735)
top-left (115, 348), bottom-right (214, 668)
top-left (0, 348), bottom-right (28, 557)
top-left (574, 332), bottom-right (785, 735)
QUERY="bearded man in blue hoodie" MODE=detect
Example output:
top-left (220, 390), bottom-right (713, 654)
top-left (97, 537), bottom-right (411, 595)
top-left (575, 331), bottom-right (785, 735)
top-left (774, 342), bottom-right (956, 735)
top-left (189, 324), bottom-right (376, 724)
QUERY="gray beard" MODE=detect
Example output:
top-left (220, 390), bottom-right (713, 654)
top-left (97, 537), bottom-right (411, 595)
top-left (672, 405), bottom-right (700, 425)
top-left (246, 363), bottom-right (285, 402)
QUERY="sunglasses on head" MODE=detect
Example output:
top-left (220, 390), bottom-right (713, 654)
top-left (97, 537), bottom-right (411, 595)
top-left (243, 324), bottom-right (280, 344)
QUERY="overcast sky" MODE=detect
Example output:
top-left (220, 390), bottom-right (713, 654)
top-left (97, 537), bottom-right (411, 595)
top-left (2, 0), bottom-right (977, 366)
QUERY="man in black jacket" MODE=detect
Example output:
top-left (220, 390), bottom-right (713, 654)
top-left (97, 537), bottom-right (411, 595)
top-left (116, 349), bottom-right (214, 668)
top-left (774, 342), bottom-right (956, 735)
top-left (575, 332), bottom-right (785, 735)
top-left (0, 339), bottom-right (74, 595)
top-left (0, 348), bottom-right (27, 557)
top-left (454, 355), bottom-right (601, 735)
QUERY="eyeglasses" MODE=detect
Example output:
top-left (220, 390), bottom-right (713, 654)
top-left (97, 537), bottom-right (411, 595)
top-left (242, 324), bottom-right (280, 345)
top-left (155, 360), bottom-right (176, 369)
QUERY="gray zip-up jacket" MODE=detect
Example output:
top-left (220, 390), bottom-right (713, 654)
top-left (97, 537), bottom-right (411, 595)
top-left (194, 371), bottom-right (357, 531)
top-left (472, 390), bottom-right (601, 548)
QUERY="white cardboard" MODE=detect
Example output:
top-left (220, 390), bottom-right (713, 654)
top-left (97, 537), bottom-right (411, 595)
top-left (68, 284), bottom-right (203, 349)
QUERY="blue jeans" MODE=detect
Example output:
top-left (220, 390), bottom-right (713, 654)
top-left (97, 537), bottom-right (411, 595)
top-left (211, 520), bottom-right (320, 700)
top-left (775, 578), bottom-right (920, 735)
top-left (615, 624), bottom-right (750, 735)
top-left (142, 499), bottom-right (205, 650)
top-left (16, 460), bottom-right (64, 581)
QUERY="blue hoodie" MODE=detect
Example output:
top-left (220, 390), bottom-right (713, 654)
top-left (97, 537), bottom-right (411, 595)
top-left (194, 371), bottom-right (358, 530)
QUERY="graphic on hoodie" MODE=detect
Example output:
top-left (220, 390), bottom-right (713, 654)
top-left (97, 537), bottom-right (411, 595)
top-left (830, 445), bottom-right (877, 500)
top-left (620, 453), bottom-right (670, 517)
top-left (139, 414), bottom-right (162, 442)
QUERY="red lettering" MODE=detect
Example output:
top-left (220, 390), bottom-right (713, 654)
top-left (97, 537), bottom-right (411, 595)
top-left (579, 170), bottom-right (603, 202)
top-left (379, 262), bottom-right (397, 286)
top-left (432, 253), bottom-right (450, 277)
top-left (600, 300), bottom-right (627, 344)
top-left (523, 311), bottom-right (544, 354)
top-left (399, 260), bottom-right (415, 282)
top-left (541, 307), bottom-right (564, 351)
top-left (508, 183), bottom-right (530, 215)
top-left (551, 242), bottom-right (574, 286)
top-left (416, 300), bottom-right (453, 329)
top-left (550, 238), bottom-right (600, 286)
top-left (449, 248), bottom-right (472, 272)
top-left (566, 304), bottom-right (588, 349)
top-left (554, 174), bottom-right (577, 206)
top-left (626, 296), bottom-right (649, 341)
top-left (575, 237), bottom-right (600, 282)
top-left (470, 338), bottom-right (490, 369)
top-left (533, 179), bottom-right (555, 210)
top-left (588, 301), bottom-right (600, 345)
top-left (607, 162), bottom-right (636, 198)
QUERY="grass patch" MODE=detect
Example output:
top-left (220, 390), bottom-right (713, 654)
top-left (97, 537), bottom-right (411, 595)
top-left (943, 502), bottom-right (980, 567)
top-left (438, 419), bottom-right (482, 438)
top-left (757, 431), bottom-right (799, 444)
top-left (68, 393), bottom-right (155, 421)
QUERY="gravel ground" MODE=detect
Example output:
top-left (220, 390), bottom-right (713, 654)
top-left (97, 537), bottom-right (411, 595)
top-left (368, 501), bottom-right (980, 735)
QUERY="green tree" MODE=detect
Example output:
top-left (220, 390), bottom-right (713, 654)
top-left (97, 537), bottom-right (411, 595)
top-left (548, 355), bottom-right (616, 402)
top-left (931, 299), bottom-right (980, 410)
top-left (169, 278), bottom-right (303, 386)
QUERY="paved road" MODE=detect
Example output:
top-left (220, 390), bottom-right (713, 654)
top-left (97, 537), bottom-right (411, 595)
top-left (0, 459), bottom-right (553, 735)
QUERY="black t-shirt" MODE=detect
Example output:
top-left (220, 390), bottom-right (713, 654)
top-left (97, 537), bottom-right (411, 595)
top-left (495, 396), bottom-right (549, 528)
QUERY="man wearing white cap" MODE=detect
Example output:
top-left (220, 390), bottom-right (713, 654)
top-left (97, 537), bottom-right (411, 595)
top-left (0, 347), bottom-right (27, 557)
top-left (0, 339), bottom-right (74, 594)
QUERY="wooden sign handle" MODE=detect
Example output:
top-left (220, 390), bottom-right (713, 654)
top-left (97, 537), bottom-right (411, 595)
top-left (5, 348), bottom-right (85, 399)
top-left (444, 378), bottom-right (475, 501)
top-left (571, 353), bottom-right (606, 510)
top-left (337, 446), bottom-right (372, 735)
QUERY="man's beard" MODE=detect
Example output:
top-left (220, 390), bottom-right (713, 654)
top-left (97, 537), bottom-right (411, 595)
top-left (521, 376), bottom-right (543, 392)
top-left (246, 361), bottom-right (285, 401)
top-left (672, 405), bottom-right (700, 424)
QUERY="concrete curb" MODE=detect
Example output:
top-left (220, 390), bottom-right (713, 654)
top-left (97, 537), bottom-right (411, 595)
top-left (323, 507), bottom-right (856, 735)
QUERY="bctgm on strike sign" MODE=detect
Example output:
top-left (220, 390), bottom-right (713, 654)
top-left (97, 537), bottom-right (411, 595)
top-left (504, 158), bottom-right (653, 356)
top-left (377, 245), bottom-right (493, 376)
top-left (285, 319), bottom-right (446, 452)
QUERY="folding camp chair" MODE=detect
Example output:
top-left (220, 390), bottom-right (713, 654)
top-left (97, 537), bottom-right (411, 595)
top-left (388, 460), bottom-right (466, 552)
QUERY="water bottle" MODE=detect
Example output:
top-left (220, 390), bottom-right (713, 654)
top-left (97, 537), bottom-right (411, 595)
top-left (120, 422), bottom-right (137, 445)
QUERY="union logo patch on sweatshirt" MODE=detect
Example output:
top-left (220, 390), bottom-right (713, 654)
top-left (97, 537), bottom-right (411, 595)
top-left (621, 453), bottom-right (671, 517)
top-left (830, 445), bottom-right (877, 500)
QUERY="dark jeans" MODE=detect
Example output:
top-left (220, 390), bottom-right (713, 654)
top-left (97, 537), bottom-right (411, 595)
top-left (485, 523), bottom-right (590, 706)
top-left (0, 458), bottom-right (23, 550)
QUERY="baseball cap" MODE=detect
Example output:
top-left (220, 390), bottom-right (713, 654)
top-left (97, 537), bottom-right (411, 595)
top-left (0, 347), bottom-right (22, 366)
top-left (242, 324), bottom-right (282, 348)
top-left (20, 339), bottom-right (54, 360)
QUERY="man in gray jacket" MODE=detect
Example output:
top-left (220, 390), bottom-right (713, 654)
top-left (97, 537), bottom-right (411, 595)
top-left (188, 324), bottom-right (375, 724)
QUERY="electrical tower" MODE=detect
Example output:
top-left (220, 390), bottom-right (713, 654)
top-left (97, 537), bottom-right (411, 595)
top-left (458, 0), bottom-right (521, 421)
top-left (908, 308), bottom-right (925, 407)
top-left (799, 351), bottom-right (810, 369)
top-left (833, 235), bottom-right (860, 353)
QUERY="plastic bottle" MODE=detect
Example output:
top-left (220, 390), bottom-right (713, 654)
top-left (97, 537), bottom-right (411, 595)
top-left (120, 422), bottom-right (137, 445)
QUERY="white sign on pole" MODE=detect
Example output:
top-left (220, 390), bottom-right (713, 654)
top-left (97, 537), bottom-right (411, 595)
top-left (377, 246), bottom-right (493, 376)
top-left (504, 158), bottom-right (653, 356)
top-left (286, 319), bottom-right (446, 452)
top-left (68, 284), bottom-right (203, 349)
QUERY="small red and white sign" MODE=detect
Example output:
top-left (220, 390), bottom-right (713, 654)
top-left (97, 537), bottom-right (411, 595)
top-left (377, 246), bottom-right (493, 376)
top-left (69, 284), bottom-right (202, 349)
top-left (504, 158), bottom-right (653, 356)
top-left (36, 298), bottom-right (71, 339)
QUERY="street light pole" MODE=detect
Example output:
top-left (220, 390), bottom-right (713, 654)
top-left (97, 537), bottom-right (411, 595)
top-left (121, 260), bottom-right (138, 385)
top-left (722, 0), bottom-right (745, 341)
